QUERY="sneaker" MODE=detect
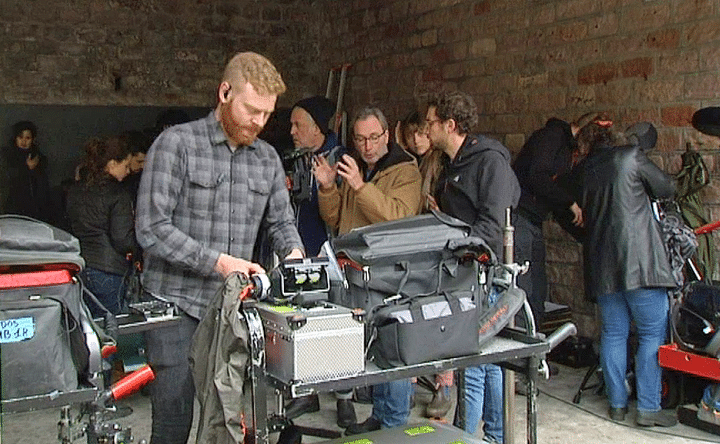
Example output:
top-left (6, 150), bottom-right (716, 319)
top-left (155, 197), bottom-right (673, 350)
top-left (345, 416), bottom-right (381, 435)
top-left (698, 401), bottom-right (720, 426)
top-left (636, 410), bottom-right (677, 427)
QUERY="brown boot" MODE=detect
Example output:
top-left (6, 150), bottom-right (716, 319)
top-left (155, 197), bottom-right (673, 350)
top-left (425, 387), bottom-right (451, 418)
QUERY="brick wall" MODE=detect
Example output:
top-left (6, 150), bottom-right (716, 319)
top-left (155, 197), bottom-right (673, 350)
top-left (5, 0), bottom-right (720, 337)
top-left (0, 0), bottom-right (323, 107)
top-left (316, 0), bottom-right (720, 337)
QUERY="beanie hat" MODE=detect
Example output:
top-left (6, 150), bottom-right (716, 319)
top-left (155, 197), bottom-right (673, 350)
top-left (625, 122), bottom-right (658, 151)
top-left (294, 96), bottom-right (336, 135)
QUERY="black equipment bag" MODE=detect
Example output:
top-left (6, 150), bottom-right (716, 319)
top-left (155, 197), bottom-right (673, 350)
top-left (1, 281), bottom-right (81, 399)
top-left (672, 281), bottom-right (720, 358)
top-left (332, 212), bottom-right (497, 367)
top-left (0, 215), bottom-right (100, 400)
top-left (0, 215), bottom-right (85, 269)
top-left (370, 290), bottom-right (480, 368)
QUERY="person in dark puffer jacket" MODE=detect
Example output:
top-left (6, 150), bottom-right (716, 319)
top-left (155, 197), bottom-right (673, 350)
top-left (66, 135), bottom-right (139, 317)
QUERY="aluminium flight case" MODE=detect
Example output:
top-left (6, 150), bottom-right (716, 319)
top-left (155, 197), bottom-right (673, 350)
top-left (255, 301), bottom-right (364, 384)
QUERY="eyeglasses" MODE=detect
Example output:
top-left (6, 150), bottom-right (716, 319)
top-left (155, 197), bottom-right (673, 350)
top-left (353, 129), bottom-right (387, 145)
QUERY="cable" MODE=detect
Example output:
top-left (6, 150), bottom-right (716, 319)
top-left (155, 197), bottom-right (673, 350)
top-left (537, 388), bottom-right (716, 442)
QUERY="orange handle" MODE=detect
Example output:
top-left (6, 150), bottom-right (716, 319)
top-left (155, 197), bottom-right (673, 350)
top-left (110, 365), bottom-right (155, 400)
top-left (695, 219), bottom-right (720, 235)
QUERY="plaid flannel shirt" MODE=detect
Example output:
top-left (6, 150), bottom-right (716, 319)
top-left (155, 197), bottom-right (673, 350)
top-left (136, 112), bottom-right (303, 319)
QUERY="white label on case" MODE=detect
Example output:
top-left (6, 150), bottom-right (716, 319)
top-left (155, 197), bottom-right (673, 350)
top-left (0, 317), bottom-right (35, 343)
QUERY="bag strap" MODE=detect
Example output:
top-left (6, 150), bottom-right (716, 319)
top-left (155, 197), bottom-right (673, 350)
top-left (360, 261), bottom-right (415, 301)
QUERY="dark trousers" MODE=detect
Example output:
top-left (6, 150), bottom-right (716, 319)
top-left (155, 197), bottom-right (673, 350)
top-left (145, 311), bottom-right (199, 444)
top-left (513, 211), bottom-right (547, 325)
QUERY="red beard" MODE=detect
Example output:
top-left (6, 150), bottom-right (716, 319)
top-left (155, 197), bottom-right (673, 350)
top-left (219, 104), bottom-right (262, 147)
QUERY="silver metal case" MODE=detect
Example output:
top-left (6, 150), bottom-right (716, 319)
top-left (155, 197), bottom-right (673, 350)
top-left (256, 301), bottom-right (364, 384)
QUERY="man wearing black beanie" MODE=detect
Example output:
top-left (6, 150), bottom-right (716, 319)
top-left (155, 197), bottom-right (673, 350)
top-left (289, 95), bottom-right (347, 256)
top-left (285, 96), bottom-right (353, 426)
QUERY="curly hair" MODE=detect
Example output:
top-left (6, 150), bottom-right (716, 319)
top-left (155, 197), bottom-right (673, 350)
top-left (427, 90), bottom-right (478, 135)
top-left (576, 122), bottom-right (626, 156)
top-left (80, 135), bottom-right (131, 186)
top-left (222, 52), bottom-right (286, 96)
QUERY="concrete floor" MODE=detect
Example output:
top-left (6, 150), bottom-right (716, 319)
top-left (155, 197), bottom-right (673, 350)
top-left (1, 363), bottom-right (718, 444)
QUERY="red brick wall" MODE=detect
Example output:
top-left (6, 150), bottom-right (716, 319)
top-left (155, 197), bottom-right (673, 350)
top-left (0, 0), bottom-right (324, 107)
top-left (316, 0), bottom-right (720, 337)
top-left (4, 0), bottom-right (720, 337)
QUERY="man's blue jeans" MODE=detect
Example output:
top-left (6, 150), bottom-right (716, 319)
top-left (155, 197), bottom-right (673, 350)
top-left (597, 287), bottom-right (669, 413)
top-left (455, 364), bottom-right (504, 440)
top-left (370, 379), bottom-right (412, 427)
top-left (454, 286), bottom-right (503, 440)
top-left (144, 311), bottom-right (199, 444)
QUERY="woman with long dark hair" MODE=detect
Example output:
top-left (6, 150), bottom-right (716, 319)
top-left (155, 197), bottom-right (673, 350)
top-left (2, 121), bottom-right (52, 222)
top-left (66, 135), bottom-right (138, 317)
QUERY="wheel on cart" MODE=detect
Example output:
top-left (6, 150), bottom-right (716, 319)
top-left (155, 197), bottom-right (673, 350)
top-left (277, 425), bottom-right (302, 444)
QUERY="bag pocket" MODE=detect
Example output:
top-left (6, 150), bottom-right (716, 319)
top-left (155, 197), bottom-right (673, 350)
top-left (0, 298), bottom-right (78, 399)
top-left (370, 290), bottom-right (479, 369)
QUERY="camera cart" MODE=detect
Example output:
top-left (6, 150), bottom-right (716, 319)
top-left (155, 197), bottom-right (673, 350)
top-left (240, 298), bottom-right (576, 444)
top-left (218, 211), bottom-right (575, 444)
top-left (657, 217), bottom-right (720, 436)
top-left (0, 215), bottom-right (179, 443)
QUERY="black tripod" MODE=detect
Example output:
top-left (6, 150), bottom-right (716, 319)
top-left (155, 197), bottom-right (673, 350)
top-left (573, 361), bottom-right (603, 404)
top-left (573, 335), bottom-right (637, 405)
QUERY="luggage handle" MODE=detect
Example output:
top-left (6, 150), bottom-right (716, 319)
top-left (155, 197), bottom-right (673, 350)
top-left (380, 261), bottom-right (411, 303)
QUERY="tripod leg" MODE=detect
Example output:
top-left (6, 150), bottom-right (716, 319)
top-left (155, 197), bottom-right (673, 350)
top-left (573, 362), bottom-right (600, 404)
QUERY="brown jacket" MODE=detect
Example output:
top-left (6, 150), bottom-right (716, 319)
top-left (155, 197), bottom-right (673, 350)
top-left (319, 143), bottom-right (422, 234)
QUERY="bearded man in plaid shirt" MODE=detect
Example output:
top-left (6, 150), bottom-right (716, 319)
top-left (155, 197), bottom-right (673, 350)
top-left (136, 52), bottom-right (303, 444)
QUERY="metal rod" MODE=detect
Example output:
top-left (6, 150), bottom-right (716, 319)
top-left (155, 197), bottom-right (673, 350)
top-left (502, 207), bottom-right (516, 444)
top-left (527, 355), bottom-right (539, 444)
top-left (456, 368), bottom-right (466, 430)
top-left (334, 64), bottom-right (349, 134)
top-left (325, 68), bottom-right (335, 100)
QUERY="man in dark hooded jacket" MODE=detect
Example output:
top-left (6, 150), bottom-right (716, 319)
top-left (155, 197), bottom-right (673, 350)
top-left (426, 90), bottom-right (520, 443)
top-left (512, 114), bottom-right (597, 324)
